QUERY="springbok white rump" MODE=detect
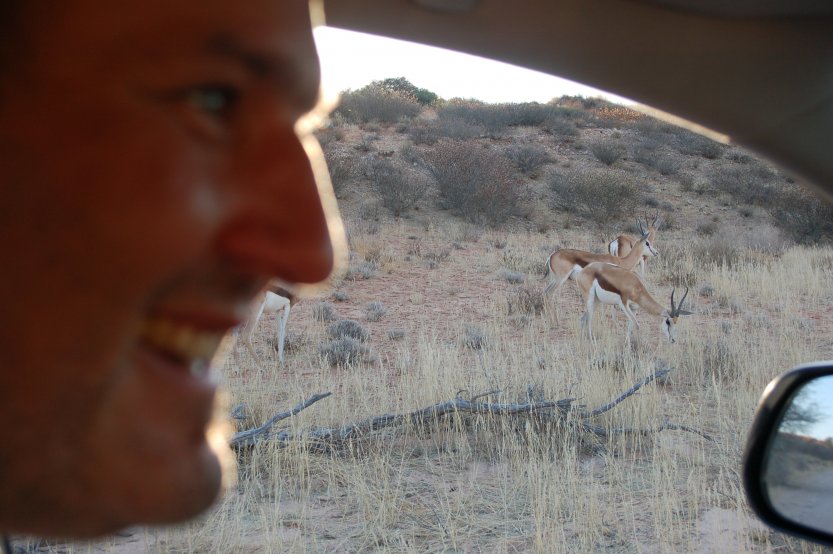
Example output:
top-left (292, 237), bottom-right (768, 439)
top-left (242, 284), bottom-right (297, 364)
top-left (608, 210), bottom-right (662, 277)
top-left (544, 220), bottom-right (658, 297)
top-left (576, 262), bottom-right (692, 342)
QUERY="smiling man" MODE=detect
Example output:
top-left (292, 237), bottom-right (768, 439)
top-left (0, 0), bottom-right (341, 539)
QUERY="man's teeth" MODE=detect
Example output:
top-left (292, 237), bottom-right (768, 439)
top-left (140, 319), bottom-right (224, 365)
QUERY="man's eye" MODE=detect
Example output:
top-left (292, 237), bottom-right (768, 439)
top-left (187, 85), bottom-right (239, 116)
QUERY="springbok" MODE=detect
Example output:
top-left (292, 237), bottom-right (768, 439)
top-left (544, 220), bottom-right (657, 296)
top-left (241, 284), bottom-right (297, 364)
top-left (576, 262), bottom-right (692, 342)
top-left (608, 210), bottom-right (662, 277)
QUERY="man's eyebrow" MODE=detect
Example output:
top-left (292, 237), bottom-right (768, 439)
top-left (205, 35), bottom-right (277, 78)
top-left (203, 34), bottom-right (320, 111)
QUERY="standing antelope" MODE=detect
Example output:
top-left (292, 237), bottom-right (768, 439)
top-left (544, 220), bottom-right (657, 296)
top-left (241, 284), bottom-right (297, 364)
top-left (576, 262), bottom-right (692, 342)
top-left (608, 210), bottom-right (662, 277)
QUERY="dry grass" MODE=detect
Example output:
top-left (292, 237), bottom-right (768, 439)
top-left (51, 215), bottom-right (833, 554)
top-left (43, 102), bottom-right (833, 553)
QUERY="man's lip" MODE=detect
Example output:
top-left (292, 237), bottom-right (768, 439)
top-left (145, 311), bottom-right (244, 332)
top-left (139, 313), bottom-right (237, 369)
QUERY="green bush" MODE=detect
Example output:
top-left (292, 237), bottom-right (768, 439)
top-left (423, 141), bottom-right (524, 226)
top-left (372, 77), bottom-right (438, 106)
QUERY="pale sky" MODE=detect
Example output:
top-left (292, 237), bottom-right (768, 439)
top-left (314, 27), bottom-right (633, 106)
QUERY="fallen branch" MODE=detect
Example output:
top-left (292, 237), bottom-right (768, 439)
top-left (231, 368), bottom-right (711, 451)
top-left (580, 368), bottom-right (670, 418)
top-left (230, 392), bottom-right (331, 449)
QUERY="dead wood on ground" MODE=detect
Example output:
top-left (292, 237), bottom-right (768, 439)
top-left (230, 368), bottom-right (713, 451)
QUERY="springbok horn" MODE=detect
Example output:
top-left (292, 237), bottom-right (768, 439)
top-left (678, 287), bottom-right (690, 311)
top-left (670, 287), bottom-right (690, 317)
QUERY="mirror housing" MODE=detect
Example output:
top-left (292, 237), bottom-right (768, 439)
top-left (743, 361), bottom-right (833, 547)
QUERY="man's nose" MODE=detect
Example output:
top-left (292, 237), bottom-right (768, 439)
top-left (217, 123), bottom-right (343, 285)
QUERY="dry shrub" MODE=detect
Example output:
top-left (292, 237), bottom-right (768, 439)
top-left (314, 126), bottom-right (344, 148)
top-left (699, 339), bottom-right (740, 382)
top-left (399, 142), bottom-right (422, 165)
top-left (634, 147), bottom-right (684, 176)
top-left (709, 166), bottom-right (776, 206)
top-left (317, 338), bottom-right (371, 366)
top-left (497, 268), bottom-right (525, 284)
top-left (435, 116), bottom-right (484, 140)
top-left (544, 115), bottom-right (579, 137)
top-left (693, 238), bottom-right (744, 268)
top-left (548, 167), bottom-right (640, 225)
top-left (436, 100), bottom-right (556, 137)
top-left (362, 156), bottom-right (429, 216)
top-left (505, 144), bottom-right (550, 175)
top-left (697, 221), bottom-right (718, 236)
top-left (770, 187), bottom-right (833, 244)
top-left (588, 139), bottom-right (625, 166)
top-left (312, 301), bottom-right (336, 322)
top-left (423, 141), bottom-right (524, 226)
top-left (336, 86), bottom-right (421, 124)
top-left (407, 123), bottom-right (441, 145)
top-left (327, 319), bottom-right (370, 342)
top-left (462, 324), bottom-right (488, 350)
top-left (365, 301), bottom-right (386, 322)
top-left (674, 130), bottom-right (724, 159)
top-left (506, 285), bottom-right (545, 316)
top-left (324, 150), bottom-right (356, 198)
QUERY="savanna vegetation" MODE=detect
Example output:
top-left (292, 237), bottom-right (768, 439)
top-left (56, 80), bottom-right (833, 553)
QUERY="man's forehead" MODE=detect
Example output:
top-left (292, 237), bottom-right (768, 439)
top-left (24, 0), bottom-right (320, 102)
top-left (30, 0), bottom-right (315, 58)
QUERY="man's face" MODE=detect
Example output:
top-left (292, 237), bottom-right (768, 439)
top-left (0, 0), bottom-right (339, 536)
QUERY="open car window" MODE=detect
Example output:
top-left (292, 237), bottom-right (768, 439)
top-left (48, 7), bottom-right (833, 552)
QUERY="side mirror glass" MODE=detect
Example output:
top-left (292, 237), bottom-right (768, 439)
top-left (744, 363), bottom-right (833, 547)
top-left (764, 375), bottom-right (833, 533)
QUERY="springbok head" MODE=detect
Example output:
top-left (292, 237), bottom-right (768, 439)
top-left (636, 218), bottom-right (659, 258)
top-left (645, 208), bottom-right (662, 232)
top-left (661, 287), bottom-right (694, 343)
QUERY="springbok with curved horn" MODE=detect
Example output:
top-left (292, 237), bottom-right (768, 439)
top-left (544, 220), bottom-right (657, 296)
top-left (576, 262), bottom-right (692, 342)
top-left (608, 210), bottom-right (662, 277)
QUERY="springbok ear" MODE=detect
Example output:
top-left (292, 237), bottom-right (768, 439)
top-left (679, 310), bottom-right (694, 316)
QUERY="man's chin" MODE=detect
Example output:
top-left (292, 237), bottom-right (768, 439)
top-left (135, 422), bottom-right (234, 527)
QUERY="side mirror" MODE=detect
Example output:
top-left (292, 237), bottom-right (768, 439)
top-left (743, 362), bottom-right (833, 547)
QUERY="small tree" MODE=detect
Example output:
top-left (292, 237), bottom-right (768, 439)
top-left (372, 77), bottom-right (438, 106)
